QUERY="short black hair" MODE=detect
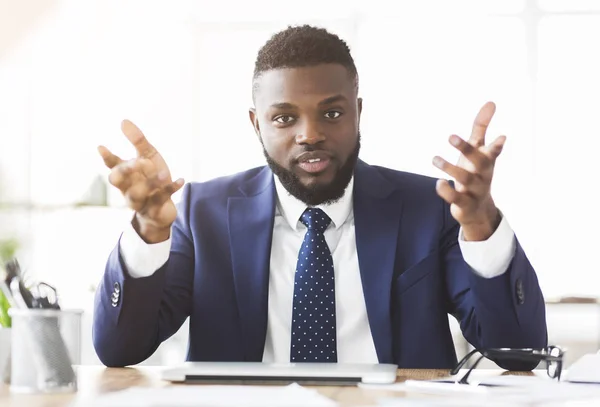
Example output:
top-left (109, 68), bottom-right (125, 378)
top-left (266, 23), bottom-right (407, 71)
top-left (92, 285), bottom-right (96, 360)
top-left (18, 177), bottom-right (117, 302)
top-left (252, 25), bottom-right (358, 98)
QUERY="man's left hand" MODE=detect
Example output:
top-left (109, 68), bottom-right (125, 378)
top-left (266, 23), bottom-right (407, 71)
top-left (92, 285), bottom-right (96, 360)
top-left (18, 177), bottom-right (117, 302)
top-left (433, 101), bottom-right (505, 241)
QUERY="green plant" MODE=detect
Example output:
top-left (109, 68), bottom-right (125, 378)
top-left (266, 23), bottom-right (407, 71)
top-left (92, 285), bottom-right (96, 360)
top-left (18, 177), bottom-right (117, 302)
top-left (0, 293), bottom-right (9, 328)
top-left (0, 239), bottom-right (18, 263)
top-left (0, 238), bottom-right (19, 328)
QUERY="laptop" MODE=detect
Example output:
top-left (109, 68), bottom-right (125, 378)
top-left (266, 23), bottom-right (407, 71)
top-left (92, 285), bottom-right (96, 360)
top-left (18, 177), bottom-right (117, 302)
top-left (161, 362), bottom-right (398, 385)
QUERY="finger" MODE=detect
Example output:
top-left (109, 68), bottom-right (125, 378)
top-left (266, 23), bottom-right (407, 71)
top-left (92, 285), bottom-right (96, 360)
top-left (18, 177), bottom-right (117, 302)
top-left (121, 119), bottom-right (159, 159)
top-left (435, 179), bottom-right (472, 207)
top-left (138, 157), bottom-right (160, 180)
top-left (137, 157), bottom-right (172, 192)
top-left (469, 101), bottom-right (496, 147)
top-left (108, 160), bottom-right (142, 192)
top-left (482, 135), bottom-right (506, 160)
top-left (113, 159), bottom-right (168, 201)
top-left (97, 145), bottom-right (123, 169)
top-left (433, 156), bottom-right (480, 187)
top-left (146, 178), bottom-right (185, 208)
top-left (125, 180), bottom-right (153, 211)
top-left (144, 169), bottom-right (172, 191)
top-left (450, 135), bottom-right (491, 170)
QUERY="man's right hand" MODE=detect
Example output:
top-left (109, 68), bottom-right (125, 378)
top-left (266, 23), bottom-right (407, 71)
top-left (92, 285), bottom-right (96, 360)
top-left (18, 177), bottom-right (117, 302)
top-left (98, 120), bottom-right (184, 243)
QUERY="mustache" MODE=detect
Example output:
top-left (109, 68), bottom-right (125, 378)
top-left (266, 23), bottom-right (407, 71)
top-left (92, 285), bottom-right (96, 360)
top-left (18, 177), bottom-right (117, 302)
top-left (296, 145), bottom-right (328, 153)
top-left (292, 146), bottom-right (333, 162)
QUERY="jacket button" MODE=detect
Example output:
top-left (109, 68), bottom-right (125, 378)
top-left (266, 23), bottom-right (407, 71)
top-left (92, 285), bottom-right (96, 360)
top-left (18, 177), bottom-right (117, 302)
top-left (515, 278), bottom-right (525, 305)
top-left (111, 282), bottom-right (121, 307)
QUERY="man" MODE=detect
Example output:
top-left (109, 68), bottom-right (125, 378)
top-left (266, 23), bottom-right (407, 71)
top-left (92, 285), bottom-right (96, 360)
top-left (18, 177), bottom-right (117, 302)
top-left (93, 25), bottom-right (547, 369)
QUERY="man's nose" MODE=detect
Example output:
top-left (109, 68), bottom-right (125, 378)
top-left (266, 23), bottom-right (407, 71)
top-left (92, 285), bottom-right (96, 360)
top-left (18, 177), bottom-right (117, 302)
top-left (295, 120), bottom-right (325, 145)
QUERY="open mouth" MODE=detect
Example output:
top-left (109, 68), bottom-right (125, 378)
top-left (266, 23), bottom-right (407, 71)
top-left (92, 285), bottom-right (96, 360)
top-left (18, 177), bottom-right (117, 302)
top-left (296, 154), bottom-right (332, 174)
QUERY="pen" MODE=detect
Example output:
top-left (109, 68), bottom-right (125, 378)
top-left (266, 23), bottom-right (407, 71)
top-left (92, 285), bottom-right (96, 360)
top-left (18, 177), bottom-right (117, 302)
top-left (10, 277), bottom-right (34, 309)
top-left (4, 258), bottom-right (60, 309)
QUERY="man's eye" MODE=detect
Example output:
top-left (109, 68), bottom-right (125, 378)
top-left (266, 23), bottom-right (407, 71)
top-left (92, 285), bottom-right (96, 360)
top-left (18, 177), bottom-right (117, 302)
top-left (324, 111), bottom-right (341, 119)
top-left (274, 115), bottom-right (294, 124)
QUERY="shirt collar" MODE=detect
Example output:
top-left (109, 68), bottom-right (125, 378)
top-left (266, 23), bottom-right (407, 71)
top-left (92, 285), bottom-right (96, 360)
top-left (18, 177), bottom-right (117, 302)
top-left (274, 175), bottom-right (354, 231)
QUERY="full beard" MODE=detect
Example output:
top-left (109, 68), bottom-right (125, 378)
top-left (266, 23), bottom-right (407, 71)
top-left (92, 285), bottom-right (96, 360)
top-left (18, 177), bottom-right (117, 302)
top-left (263, 133), bottom-right (361, 206)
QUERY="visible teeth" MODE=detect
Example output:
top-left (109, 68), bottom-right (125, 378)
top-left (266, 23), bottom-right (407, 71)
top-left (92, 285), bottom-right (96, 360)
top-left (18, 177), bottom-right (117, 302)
top-left (308, 158), bottom-right (321, 163)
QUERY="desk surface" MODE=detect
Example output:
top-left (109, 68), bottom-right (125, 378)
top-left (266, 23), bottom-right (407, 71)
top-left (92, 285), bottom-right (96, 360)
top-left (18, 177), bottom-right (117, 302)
top-left (0, 366), bottom-right (546, 406)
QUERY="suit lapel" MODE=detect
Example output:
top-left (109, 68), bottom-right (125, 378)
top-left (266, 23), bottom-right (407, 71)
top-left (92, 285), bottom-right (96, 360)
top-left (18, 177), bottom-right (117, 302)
top-left (228, 168), bottom-right (276, 361)
top-left (353, 161), bottom-right (402, 363)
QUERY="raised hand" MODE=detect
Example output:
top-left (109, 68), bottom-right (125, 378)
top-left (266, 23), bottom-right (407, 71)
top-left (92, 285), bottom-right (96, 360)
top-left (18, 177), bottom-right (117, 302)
top-left (98, 120), bottom-right (184, 243)
top-left (432, 102), bottom-right (505, 241)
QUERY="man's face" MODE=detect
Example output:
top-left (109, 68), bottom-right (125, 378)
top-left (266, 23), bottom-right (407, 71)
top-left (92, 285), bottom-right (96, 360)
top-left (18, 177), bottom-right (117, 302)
top-left (249, 64), bottom-right (362, 206)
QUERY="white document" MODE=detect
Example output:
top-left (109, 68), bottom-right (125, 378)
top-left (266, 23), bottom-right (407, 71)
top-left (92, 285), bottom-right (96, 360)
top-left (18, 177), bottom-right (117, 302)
top-left (566, 353), bottom-right (600, 383)
top-left (363, 375), bottom-right (600, 406)
top-left (360, 375), bottom-right (545, 393)
top-left (70, 383), bottom-right (337, 407)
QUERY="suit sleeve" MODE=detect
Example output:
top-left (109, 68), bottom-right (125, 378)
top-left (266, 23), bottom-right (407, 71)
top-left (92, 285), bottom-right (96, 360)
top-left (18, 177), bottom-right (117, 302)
top-left (442, 204), bottom-right (548, 371)
top-left (92, 183), bottom-right (195, 367)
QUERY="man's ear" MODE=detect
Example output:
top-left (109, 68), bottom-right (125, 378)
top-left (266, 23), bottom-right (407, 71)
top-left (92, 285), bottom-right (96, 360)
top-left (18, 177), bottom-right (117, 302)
top-left (249, 108), bottom-right (261, 138)
top-left (357, 97), bottom-right (363, 124)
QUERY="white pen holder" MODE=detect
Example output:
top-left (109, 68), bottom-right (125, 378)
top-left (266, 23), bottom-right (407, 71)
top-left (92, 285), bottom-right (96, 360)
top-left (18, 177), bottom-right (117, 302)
top-left (0, 327), bottom-right (10, 383)
top-left (8, 309), bottom-right (83, 393)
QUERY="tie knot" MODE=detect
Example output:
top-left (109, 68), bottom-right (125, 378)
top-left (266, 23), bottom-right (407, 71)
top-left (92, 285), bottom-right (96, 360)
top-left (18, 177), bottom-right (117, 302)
top-left (300, 208), bottom-right (331, 233)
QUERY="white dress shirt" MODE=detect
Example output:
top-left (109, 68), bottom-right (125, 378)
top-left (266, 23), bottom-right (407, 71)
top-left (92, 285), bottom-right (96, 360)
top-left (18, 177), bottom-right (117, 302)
top-left (120, 177), bottom-right (516, 363)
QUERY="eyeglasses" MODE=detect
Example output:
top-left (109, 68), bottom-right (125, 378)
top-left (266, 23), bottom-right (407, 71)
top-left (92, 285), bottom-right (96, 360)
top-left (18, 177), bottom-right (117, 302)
top-left (450, 346), bottom-right (565, 385)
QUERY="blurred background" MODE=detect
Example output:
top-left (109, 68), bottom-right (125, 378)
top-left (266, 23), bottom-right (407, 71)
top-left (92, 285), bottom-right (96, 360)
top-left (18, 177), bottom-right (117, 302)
top-left (0, 0), bottom-right (599, 368)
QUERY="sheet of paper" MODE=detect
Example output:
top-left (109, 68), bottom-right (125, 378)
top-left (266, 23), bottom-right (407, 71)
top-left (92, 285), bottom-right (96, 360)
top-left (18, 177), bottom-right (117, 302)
top-left (69, 383), bottom-right (337, 407)
top-left (364, 376), bottom-right (600, 406)
top-left (361, 374), bottom-right (587, 391)
top-left (566, 353), bottom-right (600, 383)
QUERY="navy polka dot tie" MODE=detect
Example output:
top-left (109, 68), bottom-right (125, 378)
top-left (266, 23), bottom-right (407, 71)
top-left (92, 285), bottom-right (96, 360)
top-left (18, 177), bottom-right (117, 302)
top-left (290, 208), bottom-right (337, 363)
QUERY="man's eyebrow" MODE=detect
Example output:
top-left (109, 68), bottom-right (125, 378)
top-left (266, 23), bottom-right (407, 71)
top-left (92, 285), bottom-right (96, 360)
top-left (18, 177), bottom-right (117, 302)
top-left (318, 94), bottom-right (347, 106)
top-left (268, 95), bottom-right (347, 110)
top-left (269, 102), bottom-right (297, 110)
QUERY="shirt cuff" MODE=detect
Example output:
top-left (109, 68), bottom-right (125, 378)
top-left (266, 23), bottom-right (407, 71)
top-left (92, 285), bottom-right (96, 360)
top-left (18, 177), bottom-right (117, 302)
top-left (458, 213), bottom-right (517, 279)
top-left (119, 220), bottom-right (172, 278)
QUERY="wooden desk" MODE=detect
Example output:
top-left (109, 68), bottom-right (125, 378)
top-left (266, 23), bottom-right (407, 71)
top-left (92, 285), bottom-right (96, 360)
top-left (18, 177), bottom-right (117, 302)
top-left (0, 366), bottom-right (543, 407)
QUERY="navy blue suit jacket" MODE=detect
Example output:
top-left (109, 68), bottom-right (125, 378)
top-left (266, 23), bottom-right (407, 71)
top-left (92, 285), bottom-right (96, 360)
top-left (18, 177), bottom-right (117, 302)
top-left (93, 160), bottom-right (547, 369)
